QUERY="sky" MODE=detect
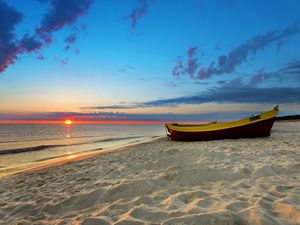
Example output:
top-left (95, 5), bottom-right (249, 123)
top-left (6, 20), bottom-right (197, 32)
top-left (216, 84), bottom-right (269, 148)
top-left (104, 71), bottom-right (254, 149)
top-left (0, 0), bottom-right (300, 123)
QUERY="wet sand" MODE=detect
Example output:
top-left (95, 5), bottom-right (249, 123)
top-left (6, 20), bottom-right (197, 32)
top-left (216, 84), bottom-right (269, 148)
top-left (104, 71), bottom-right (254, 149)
top-left (0, 122), bottom-right (299, 225)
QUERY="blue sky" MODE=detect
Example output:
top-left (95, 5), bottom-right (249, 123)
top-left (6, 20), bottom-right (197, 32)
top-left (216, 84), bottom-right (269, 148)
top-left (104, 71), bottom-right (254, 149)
top-left (0, 0), bottom-right (300, 122)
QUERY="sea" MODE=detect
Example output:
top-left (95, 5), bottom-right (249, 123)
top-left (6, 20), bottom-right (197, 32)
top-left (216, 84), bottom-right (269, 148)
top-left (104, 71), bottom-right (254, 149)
top-left (0, 124), bottom-right (165, 176)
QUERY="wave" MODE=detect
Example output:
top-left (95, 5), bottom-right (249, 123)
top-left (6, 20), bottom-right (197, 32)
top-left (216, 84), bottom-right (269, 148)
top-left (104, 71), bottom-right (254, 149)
top-left (0, 144), bottom-right (67, 155)
top-left (0, 136), bottom-right (146, 155)
top-left (0, 135), bottom-right (97, 144)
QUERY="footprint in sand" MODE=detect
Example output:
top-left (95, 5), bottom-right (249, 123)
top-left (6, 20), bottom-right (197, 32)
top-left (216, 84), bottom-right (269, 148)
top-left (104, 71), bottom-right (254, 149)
top-left (225, 201), bottom-right (250, 211)
top-left (81, 217), bottom-right (111, 225)
top-left (275, 185), bottom-right (295, 192)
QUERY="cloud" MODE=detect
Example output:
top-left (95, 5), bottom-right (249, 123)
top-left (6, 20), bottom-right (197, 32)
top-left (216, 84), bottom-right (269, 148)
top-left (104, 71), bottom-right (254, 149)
top-left (247, 60), bottom-right (300, 86)
top-left (186, 46), bottom-right (199, 78)
top-left (0, 0), bottom-right (94, 74)
top-left (145, 68), bottom-right (300, 106)
top-left (198, 23), bottom-right (300, 79)
top-left (280, 60), bottom-right (300, 76)
top-left (172, 46), bottom-right (204, 78)
top-left (0, 110), bottom-right (258, 122)
top-left (173, 23), bottom-right (300, 80)
top-left (249, 68), bottom-right (270, 86)
top-left (0, 0), bottom-right (23, 73)
top-left (36, 0), bottom-right (94, 43)
top-left (144, 86), bottom-right (300, 106)
top-left (84, 60), bottom-right (300, 110)
top-left (126, 0), bottom-right (154, 32)
top-left (19, 34), bottom-right (43, 52)
top-left (64, 33), bottom-right (77, 50)
top-left (172, 57), bottom-right (184, 77)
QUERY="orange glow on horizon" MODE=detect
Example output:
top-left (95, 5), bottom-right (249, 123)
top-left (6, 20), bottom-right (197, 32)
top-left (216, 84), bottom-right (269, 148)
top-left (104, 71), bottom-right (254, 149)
top-left (64, 119), bottom-right (73, 125)
top-left (0, 120), bottom-right (168, 125)
top-left (0, 120), bottom-right (210, 125)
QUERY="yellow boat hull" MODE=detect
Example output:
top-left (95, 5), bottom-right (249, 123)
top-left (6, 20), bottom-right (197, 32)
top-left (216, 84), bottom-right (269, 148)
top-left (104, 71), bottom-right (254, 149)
top-left (165, 106), bottom-right (279, 141)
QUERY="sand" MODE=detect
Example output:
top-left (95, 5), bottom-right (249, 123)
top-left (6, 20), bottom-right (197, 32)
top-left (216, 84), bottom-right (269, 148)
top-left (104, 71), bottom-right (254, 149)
top-left (0, 122), bottom-right (299, 225)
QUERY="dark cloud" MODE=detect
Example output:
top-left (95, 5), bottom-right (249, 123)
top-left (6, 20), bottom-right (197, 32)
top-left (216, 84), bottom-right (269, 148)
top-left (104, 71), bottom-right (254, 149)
top-left (186, 46), bottom-right (199, 78)
top-left (0, 0), bottom-right (94, 74)
top-left (64, 33), bottom-right (77, 50)
top-left (0, 1), bottom-right (43, 74)
top-left (247, 60), bottom-right (300, 86)
top-left (146, 67), bottom-right (300, 106)
top-left (0, 0), bottom-right (23, 73)
top-left (249, 68), bottom-right (270, 86)
top-left (198, 23), bottom-right (299, 79)
top-left (65, 33), bottom-right (77, 44)
top-left (144, 86), bottom-right (300, 107)
top-left (126, 0), bottom-right (154, 32)
top-left (19, 34), bottom-right (43, 53)
top-left (36, 0), bottom-right (94, 43)
top-left (172, 57), bottom-right (184, 78)
top-left (172, 46), bottom-right (204, 78)
top-left (84, 60), bottom-right (300, 109)
top-left (173, 23), bottom-right (300, 80)
top-left (280, 60), bottom-right (300, 76)
top-left (82, 79), bottom-right (300, 110)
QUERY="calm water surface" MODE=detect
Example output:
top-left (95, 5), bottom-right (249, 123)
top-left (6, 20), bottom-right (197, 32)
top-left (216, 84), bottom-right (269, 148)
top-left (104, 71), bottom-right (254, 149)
top-left (0, 124), bottom-right (164, 175)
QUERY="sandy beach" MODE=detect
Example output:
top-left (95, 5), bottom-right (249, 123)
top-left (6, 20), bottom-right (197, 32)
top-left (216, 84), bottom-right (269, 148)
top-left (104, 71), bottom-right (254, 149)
top-left (0, 122), bottom-right (299, 225)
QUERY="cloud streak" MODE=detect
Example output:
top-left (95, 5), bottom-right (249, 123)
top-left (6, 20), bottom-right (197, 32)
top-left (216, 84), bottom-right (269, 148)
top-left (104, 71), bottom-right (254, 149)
top-left (36, 0), bottom-right (94, 44)
top-left (126, 0), bottom-right (154, 32)
top-left (279, 60), bottom-right (300, 76)
top-left (248, 60), bottom-right (300, 86)
top-left (0, 111), bottom-right (260, 123)
top-left (144, 86), bottom-right (300, 106)
top-left (249, 68), bottom-right (269, 86)
top-left (173, 23), bottom-right (300, 80)
top-left (172, 46), bottom-right (203, 78)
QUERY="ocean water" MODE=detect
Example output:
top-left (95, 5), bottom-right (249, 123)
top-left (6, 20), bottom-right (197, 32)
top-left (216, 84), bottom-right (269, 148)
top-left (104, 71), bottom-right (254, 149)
top-left (0, 124), bottom-right (165, 175)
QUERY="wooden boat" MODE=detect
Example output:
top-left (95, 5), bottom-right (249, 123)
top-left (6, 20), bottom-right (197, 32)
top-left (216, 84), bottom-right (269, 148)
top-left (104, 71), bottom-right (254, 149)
top-left (165, 106), bottom-right (279, 141)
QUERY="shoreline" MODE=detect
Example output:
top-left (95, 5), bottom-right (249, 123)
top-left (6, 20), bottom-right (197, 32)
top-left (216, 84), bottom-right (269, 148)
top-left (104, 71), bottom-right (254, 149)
top-left (0, 136), bottom-right (165, 179)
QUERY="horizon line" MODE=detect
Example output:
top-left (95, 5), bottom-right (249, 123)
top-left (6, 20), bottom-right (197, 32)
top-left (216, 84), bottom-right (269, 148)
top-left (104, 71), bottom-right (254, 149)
top-left (0, 120), bottom-right (212, 125)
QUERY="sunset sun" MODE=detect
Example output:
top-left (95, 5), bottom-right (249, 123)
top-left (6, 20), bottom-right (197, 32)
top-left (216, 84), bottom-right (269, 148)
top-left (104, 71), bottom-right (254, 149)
top-left (64, 119), bottom-right (73, 125)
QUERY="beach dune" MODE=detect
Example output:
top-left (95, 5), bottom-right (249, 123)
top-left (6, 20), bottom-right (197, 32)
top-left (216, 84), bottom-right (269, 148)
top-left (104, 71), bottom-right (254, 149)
top-left (0, 122), bottom-right (299, 225)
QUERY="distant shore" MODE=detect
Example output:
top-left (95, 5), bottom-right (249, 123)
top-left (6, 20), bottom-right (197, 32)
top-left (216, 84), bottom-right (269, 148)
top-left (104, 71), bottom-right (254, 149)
top-left (276, 115), bottom-right (300, 121)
